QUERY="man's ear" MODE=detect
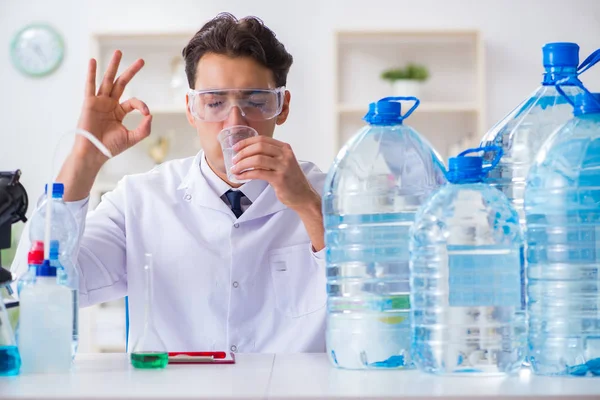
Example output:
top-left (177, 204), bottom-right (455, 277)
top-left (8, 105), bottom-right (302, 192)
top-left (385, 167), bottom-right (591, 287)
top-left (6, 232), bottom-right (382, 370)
top-left (276, 90), bottom-right (291, 125)
top-left (185, 94), bottom-right (196, 127)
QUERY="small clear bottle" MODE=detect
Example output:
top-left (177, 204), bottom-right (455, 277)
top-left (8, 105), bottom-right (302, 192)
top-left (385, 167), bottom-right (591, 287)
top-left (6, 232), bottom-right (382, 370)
top-left (19, 260), bottom-right (72, 373)
top-left (130, 254), bottom-right (168, 369)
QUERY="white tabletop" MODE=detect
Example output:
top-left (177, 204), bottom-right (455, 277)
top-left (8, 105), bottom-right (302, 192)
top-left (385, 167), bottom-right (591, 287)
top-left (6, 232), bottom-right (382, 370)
top-left (1, 353), bottom-right (600, 400)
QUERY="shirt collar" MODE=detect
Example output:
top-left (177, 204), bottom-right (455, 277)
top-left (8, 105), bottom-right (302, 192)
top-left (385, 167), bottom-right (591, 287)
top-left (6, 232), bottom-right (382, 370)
top-left (200, 153), bottom-right (268, 203)
top-left (176, 150), bottom-right (284, 220)
top-left (200, 153), bottom-right (231, 197)
top-left (179, 151), bottom-right (268, 204)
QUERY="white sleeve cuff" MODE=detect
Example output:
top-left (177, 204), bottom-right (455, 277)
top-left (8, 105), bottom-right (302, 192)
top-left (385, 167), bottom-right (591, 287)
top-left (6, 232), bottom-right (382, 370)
top-left (65, 196), bottom-right (89, 218)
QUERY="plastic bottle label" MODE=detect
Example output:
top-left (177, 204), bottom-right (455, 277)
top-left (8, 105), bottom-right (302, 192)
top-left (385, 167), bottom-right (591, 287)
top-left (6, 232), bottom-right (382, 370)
top-left (447, 246), bottom-right (522, 307)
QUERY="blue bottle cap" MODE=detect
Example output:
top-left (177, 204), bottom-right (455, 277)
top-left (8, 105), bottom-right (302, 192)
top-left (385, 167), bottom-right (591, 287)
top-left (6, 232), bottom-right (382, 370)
top-left (543, 42), bottom-right (579, 68)
top-left (44, 183), bottom-right (65, 198)
top-left (447, 156), bottom-right (484, 184)
top-left (36, 260), bottom-right (57, 277)
top-left (49, 240), bottom-right (60, 260)
top-left (363, 99), bottom-right (403, 125)
top-left (573, 92), bottom-right (600, 117)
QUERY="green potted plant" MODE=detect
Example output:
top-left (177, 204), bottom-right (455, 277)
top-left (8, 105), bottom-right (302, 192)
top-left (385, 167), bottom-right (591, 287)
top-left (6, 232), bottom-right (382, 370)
top-left (381, 63), bottom-right (429, 99)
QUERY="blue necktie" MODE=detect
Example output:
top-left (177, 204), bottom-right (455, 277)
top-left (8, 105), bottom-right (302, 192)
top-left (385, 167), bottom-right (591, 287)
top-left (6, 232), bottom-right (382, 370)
top-left (225, 190), bottom-right (246, 218)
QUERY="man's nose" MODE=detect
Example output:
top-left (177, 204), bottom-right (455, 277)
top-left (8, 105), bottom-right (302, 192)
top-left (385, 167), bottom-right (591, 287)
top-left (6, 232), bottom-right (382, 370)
top-left (223, 105), bottom-right (247, 127)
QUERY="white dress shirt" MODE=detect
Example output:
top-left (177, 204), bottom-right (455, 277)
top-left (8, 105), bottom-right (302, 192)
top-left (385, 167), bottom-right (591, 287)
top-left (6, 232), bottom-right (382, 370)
top-left (12, 151), bottom-right (328, 353)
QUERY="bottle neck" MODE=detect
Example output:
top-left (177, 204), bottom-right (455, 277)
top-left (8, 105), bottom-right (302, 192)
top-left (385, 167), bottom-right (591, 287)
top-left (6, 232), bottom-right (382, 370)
top-left (143, 258), bottom-right (155, 329)
top-left (542, 66), bottom-right (579, 86)
top-left (447, 170), bottom-right (484, 184)
top-left (575, 112), bottom-right (600, 120)
top-left (34, 276), bottom-right (58, 283)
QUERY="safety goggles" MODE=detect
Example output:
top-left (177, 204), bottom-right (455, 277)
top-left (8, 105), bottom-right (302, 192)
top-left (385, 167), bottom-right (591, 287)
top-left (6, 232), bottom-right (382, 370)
top-left (187, 87), bottom-right (286, 122)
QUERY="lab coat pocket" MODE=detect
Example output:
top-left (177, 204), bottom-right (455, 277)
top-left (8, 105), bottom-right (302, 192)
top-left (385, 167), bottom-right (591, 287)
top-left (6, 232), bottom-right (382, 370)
top-left (269, 243), bottom-right (327, 318)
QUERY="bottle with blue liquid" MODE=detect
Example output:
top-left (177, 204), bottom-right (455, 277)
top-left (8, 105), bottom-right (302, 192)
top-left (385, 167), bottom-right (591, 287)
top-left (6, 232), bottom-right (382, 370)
top-left (410, 147), bottom-right (526, 375)
top-left (0, 267), bottom-right (21, 376)
top-left (525, 89), bottom-right (600, 376)
top-left (480, 42), bottom-right (596, 226)
top-left (323, 97), bottom-right (446, 369)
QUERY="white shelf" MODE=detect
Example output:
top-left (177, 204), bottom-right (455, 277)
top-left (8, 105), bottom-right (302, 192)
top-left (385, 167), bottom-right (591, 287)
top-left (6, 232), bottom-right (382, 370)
top-left (337, 102), bottom-right (479, 114)
top-left (124, 105), bottom-right (187, 115)
top-left (336, 28), bottom-right (481, 38)
top-left (334, 29), bottom-right (485, 161)
top-left (153, 106), bottom-right (187, 114)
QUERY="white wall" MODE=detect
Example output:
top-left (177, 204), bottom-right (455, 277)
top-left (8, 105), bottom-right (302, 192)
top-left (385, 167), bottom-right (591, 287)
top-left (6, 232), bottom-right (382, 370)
top-left (2, 0), bottom-right (600, 210)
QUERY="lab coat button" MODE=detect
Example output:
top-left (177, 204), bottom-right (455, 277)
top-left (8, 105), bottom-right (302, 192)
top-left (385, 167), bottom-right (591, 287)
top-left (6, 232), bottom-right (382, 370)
top-left (234, 223), bottom-right (240, 228)
top-left (233, 281), bottom-right (239, 288)
top-left (231, 345), bottom-right (237, 352)
top-left (184, 194), bottom-right (192, 201)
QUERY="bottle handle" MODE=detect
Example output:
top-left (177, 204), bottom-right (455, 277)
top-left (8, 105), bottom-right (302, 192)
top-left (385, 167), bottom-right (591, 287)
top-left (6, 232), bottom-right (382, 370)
top-left (555, 48), bottom-right (600, 110)
top-left (555, 75), bottom-right (600, 110)
top-left (578, 48), bottom-right (600, 75)
top-left (457, 145), bottom-right (504, 174)
top-left (379, 96), bottom-right (420, 120)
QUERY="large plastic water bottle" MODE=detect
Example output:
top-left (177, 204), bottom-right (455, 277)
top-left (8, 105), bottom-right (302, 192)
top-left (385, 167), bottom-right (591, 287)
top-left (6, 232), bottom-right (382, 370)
top-left (480, 43), bottom-right (587, 226)
top-left (410, 147), bottom-right (526, 375)
top-left (525, 90), bottom-right (600, 376)
top-left (28, 183), bottom-right (79, 357)
top-left (323, 97), bottom-right (446, 369)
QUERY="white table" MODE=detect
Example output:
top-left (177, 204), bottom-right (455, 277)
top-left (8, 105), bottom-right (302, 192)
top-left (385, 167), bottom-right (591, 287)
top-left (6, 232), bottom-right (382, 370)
top-left (1, 353), bottom-right (599, 399)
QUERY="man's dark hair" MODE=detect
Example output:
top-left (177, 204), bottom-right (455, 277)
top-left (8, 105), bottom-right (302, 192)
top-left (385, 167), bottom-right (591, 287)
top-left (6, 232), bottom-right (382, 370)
top-left (182, 13), bottom-right (293, 89)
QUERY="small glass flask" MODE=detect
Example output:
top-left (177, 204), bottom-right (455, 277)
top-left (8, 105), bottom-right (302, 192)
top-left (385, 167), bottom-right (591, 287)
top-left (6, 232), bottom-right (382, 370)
top-left (130, 254), bottom-right (168, 369)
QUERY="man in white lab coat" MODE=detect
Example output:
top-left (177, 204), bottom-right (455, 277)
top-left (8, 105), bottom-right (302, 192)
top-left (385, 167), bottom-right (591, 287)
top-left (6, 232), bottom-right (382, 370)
top-left (13, 13), bottom-right (327, 353)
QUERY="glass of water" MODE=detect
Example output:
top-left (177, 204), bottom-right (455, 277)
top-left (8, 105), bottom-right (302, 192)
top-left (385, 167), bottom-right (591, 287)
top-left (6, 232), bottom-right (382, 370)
top-left (217, 125), bottom-right (258, 184)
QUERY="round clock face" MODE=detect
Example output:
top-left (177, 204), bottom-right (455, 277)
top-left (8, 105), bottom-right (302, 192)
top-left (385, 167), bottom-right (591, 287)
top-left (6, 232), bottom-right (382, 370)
top-left (11, 24), bottom-right (64, 77)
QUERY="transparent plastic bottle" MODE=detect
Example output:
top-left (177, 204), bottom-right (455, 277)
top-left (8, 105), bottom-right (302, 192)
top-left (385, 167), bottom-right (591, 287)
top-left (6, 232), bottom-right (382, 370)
top-left (50, 240), bottom-right (79, 357)
top-left (130, 254), bottom-right (168, 369)
top-left (480, 43), bottom-right (585, 227)
top-left (28, 184), bottom-right (79, 357)
top-left (525, 91), bottom-right (600, 376)
top-left (18, 260), bottom-right (72, 373)
top-left (323, 97), bottom-right (446, 369)
top-left (410, 147), bottom-right (526, 375)
top-left (29, 184), bottom-right (78, 258)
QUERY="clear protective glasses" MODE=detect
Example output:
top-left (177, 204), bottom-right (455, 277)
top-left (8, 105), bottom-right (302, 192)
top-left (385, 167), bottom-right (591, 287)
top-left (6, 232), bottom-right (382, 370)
top-left (187, 87), bottom-right (286, 122)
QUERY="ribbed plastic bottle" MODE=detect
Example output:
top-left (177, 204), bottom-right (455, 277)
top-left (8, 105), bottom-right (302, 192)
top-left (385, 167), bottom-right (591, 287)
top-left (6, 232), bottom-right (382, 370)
top-left (481, 43), bottom-right (587, 227)
top-left (525, 90), bottom-right (600, 376)
top-left (410, 147), bottom-right (526, 375)
top-left (324, 97), bottom-right (446, 369)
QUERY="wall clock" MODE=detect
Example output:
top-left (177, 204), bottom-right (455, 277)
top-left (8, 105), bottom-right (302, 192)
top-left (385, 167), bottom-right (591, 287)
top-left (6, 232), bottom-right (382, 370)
top-left (11, 24), bottom-right (64, 77)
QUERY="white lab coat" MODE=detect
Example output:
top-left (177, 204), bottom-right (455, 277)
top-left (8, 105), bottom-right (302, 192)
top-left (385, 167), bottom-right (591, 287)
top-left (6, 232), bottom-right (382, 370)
top-left (12, 151), bottom-right (328, 353)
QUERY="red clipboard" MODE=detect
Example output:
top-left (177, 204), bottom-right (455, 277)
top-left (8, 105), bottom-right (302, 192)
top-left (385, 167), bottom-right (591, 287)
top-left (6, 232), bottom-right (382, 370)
top-left (167, 352), bottom-right (236, 364)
